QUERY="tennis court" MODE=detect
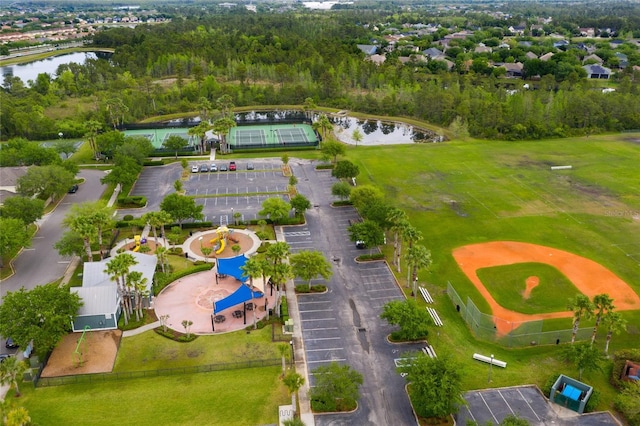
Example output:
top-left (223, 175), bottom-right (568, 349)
top-left (229, 124), bottom-right (318, 149)
top-left (123, 128), bottom-right (198, 149)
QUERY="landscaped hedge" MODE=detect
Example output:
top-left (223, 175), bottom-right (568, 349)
top-left (332, 200), bottom-right (353, 207)
top-left (143, 160), bottom-right (165, 166)
top-left (315, 164), bottom-right (334, 170)
top-left (117, 195), bottom-right (147, 208)
top-left (154, 264), bottom-right (213, 295)
top-left (280, 296), bottom-right (289, 322)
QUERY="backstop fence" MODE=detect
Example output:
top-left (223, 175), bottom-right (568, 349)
top-left (446, 282), bottom-right (592, 348)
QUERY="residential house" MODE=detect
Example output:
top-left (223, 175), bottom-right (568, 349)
top-left (614, 52), bottom-right (628, 68)
top-left (474, 43), bottom-right (492, 54)
top-left (71, 252), bottom-right (157, 332)
top-left (367, 54), bottom-right (386, 65)
top-left (525, 51), bottom-right (538, 60)
top-left (583, 64), bottom-right (611, 79)
top-left (422, 47), bottom-right (443, 59)
top-left (553, 39), bottom-right (569, 49)
top-left (357, 44), bottom-right (377, 56)
top-left (579, 28), bottom-right (595, 37)
top-left (583, 54), bottom-right (603, 65)
top-left (539, 52), bottom-right (555, 62)
top-left (0, 167), bottom-right (28, 205)
top-left (502, 62), bottom-right (524, 78)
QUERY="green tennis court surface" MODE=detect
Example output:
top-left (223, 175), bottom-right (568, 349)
top-left (123, 123), bottom-right (318, 149)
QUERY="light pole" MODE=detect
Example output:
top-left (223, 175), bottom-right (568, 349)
top-left (58, 132), bottom-right (63, 139)
top-left (488, 354), bottom-right (494, 383)
top-left (290, 340), bottom-right (295, 367)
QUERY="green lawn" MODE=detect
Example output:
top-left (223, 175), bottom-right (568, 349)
top-left (113, 327), bottom-right (280, 372)
top-left (351, 133), bottom-right (640, 412)
top-left (476, 262), bottom-right (578, 314)
top-left (18, 366), bottom-right (288, 426)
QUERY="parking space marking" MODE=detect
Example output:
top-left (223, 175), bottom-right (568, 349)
top-left (298, 301), bottom-right (331, 305)
top-left (307, 358), bottom-right (347, 364)
top-left (479, 393), bottom-right (499, 424)
top-left (304, 327), bottom-right (339, 331)
top-left (306, 347), bottom-right (343, 352)
top-left (300, 318), bottom-right (336, 322)
top-left (305, 337), bottom-right (341, 342)
top-left (299, 309), bottom-right (333, 313)
top-left (285, 231), bottom-right (311, 237)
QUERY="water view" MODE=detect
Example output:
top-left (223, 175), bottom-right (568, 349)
top-left (1, 52), bottom-right (98, 85)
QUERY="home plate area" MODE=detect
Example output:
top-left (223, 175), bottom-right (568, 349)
top-left (455, 385), bottom-right (619, 426)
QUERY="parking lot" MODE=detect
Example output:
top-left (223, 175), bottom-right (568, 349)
top-left (126, 159), bottom-right (289, 223)
top-left (456, 386), bottom-right (620, 426)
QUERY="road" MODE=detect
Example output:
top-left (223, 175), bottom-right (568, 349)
top-left (287, 161), bottom-right (424, 426)
top-left (0, 169), bottom-right (106, 355)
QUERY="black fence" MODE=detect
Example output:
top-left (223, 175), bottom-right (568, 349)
top-left (35, 358), bottom-right (280, 387)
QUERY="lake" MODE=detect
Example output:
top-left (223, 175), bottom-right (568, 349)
top-left (1, 52), bottom-right (98, 85)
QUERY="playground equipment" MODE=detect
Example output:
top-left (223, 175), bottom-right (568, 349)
top-left (133, 235), bottom-right (141, 252)
top-left (73, 325), bottom-right (91, 367)
top-left (210, 226), bottom-right (229, 255)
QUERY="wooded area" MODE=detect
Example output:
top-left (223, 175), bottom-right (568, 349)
top-left (2, 4), bottom-right (640, 141)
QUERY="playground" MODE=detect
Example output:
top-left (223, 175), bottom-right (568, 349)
top-left (40, 330), bottom-right (122, 377)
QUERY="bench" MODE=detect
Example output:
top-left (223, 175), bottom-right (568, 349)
top-left (426, 307), bottom-right (443, 327)
top-left (472, 353), bottom-right (507, 368)
top-left (419, 287), bottom-right (434, 303)
top-left (422, 345), bottom-right (437, 358)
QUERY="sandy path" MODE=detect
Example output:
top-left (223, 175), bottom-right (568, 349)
top-left (41, 330), bottom-right (121, 377)
top-left (452, 241), bottom-right (640, 334)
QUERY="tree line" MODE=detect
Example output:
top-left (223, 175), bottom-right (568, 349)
top-left (2, 9), bottom-right (640, 142)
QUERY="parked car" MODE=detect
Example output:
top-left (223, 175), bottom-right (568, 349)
top-left (210, 164), bottom-right (218, 172)
top-left (199, 164), bottom-right (209, 173)
top-left (191, 165), bottom-right (199, 173)
top-left (247, 162), bottom-right (254, 170)
top-left (229, 161), bottom-right (237, 171)
top-left (5, 338), bottom-right (18, 349)
top-left (220, 164), bottom-right (228, 171)
top-left (68, 184), bottom-right (79, 193)
top-left (355, 240), bottom-right (366, 249)
top-left (0, 354), bottom-right (9, 363)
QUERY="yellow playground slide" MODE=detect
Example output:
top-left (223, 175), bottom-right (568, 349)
top-left (210, 238), bottom-right (226, 255)
top-left (133, 235), bottom-right (141, 252)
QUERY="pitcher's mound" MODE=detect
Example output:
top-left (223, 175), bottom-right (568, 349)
top-left (523, 276), bottom-right (540, 299)
top-left (41, 330), bottom-right (121, 377)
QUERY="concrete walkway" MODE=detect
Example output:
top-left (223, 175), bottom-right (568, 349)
top-left (122, 321), bottom-right (161, 337)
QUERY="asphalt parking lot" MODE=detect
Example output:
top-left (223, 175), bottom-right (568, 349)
top-left (456, 386), bottom-right (620, 426)
top-left (125, 159), bottom-right (288, 222)
top-left (285, 162), bottom-right (421, 425)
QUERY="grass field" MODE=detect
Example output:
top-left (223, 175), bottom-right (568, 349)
top-left (346, 132), bottom-right (640, 409)
top-left (15, 327), bottom-right (289, 425)
top-left (476, 262), bottom-right (579, 314)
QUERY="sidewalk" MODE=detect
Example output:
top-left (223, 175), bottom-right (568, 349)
top-left (277, 226), bottom-right (315, 426)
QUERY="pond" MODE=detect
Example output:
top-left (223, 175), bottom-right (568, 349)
top-left (1, 51), bottom-right (100, 85)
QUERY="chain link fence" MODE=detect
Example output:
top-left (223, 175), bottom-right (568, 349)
top-left (447, 282), bottom-right (591, 347)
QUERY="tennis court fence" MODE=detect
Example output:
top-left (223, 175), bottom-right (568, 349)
top-left (446, 282), bottom-right (592, 347)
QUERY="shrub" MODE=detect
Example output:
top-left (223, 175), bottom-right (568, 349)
top-left (315, 164), bottom-right (334, 170)
top-left (356, 253), bottom-right (385, 261)
top-left (123, 214), bottom-right (134, 221)
top-left (280, 296), bottom-right (289, 321)
top-left (117, 195), bottom-right (147, 208)
top-left (332, 200), bottom-right (353, 207)
top-left (143, 160), bottom-right (164, 166)
top-left (611, 349), bottom-right (640, 388)
top-left (154, 327), bottom-right (198, 342)
top-left (257, 242), bottom-right (271, 253)
top-left (154, 264), bottom-right (213, 295)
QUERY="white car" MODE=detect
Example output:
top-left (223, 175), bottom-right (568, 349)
top-left (210, 164), bottom-right (218, 172)
top-left (191, 165), bottom-right (199, 173)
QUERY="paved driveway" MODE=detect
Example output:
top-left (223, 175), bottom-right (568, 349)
top-left (286, 161), bottom-right (425, 426)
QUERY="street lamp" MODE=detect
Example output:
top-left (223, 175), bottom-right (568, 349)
top-left (290, 340), bottom-right (295, 367)
top-left (58, 132), bottom-right (63, 139)
top-left (488, 354), bottom-right (494, 383)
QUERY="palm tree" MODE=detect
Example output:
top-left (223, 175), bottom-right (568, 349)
top-left (278, 343), bottom-right (290, 377)
top-left (590, 293), bottom-right (614, 345)
top-left (0, 356), bottom-right (28, 397)
top-left (156, 245), bottom-right (169, 273)
top-left (266, 242), bottom-right (292, 316)
top-left (188, 121), bottom-right (212, 155)
top-left (302, 97), bottom-right (316, 121)
top-left (127, 270), bottom-right (148, 321)
top-left (155, 210), bottom-right (173, 248)
top-left (213, 116), bottom-right (237, 154)
top-left (568, 294), bottom-right (594, 344)
top-left (602, 311), bottom-right (626, 356)
top-left (105, 253), bottom-right (138, 325)
top-left (283, 371), bottom-right (305, 415)
top-left (317, 114), bottom-right (333, 142)
top-left (241, 256), bottom-right (264, 329)
top-left (402, 224), bottom-right (423, 286)
top-left (405, 245), bottom-right (432, 298)
top-left (91, 203), bottom-right (114, 260)
top-left (386, 208), bottom-right (408, 272)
